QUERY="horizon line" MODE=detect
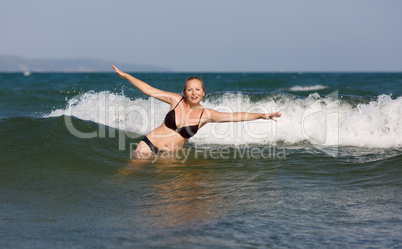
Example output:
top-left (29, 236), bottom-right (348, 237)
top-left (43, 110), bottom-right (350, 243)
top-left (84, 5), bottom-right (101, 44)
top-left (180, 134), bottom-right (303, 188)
top-left (1, 70), bottom-right (401, 74)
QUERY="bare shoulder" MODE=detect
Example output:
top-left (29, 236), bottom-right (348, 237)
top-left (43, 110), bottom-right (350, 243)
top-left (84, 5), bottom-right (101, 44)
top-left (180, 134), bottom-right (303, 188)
top-left (167, 93), bottom-right (185, 107)
top-left (203, 108), bottom-right (217, 115)
top-left (171, 93), bottom-right (184, 101)
top-left (201, 108), bottom-right (221, 122)
top-left (152, 92), bottom-right (181, 106)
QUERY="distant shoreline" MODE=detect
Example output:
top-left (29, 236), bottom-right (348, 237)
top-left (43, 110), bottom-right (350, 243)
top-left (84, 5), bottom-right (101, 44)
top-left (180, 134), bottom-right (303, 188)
top-left (0, 55), bottom-right (172, 73)
top-left (1, 55), bottom-right (401, 73)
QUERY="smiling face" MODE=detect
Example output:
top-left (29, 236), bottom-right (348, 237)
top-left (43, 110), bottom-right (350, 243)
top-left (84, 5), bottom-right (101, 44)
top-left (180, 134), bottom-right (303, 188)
top-left (183, 78), bottom-right (205, 105)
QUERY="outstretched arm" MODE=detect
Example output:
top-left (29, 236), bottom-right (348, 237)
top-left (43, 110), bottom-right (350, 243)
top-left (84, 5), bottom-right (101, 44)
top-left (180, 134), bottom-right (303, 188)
top-left (206, 109), bottom-right (282, 123)
top-left (112, 65), bottom-right (179, 104)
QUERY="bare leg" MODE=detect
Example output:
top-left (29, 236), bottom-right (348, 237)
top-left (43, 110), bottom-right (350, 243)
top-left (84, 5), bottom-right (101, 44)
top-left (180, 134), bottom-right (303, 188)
top-left (132, 141), bottom-right (155, 159)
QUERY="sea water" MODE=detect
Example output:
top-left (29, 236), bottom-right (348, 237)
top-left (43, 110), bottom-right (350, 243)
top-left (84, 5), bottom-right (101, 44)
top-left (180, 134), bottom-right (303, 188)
top-left (1, 72), bottom-right (401, 248)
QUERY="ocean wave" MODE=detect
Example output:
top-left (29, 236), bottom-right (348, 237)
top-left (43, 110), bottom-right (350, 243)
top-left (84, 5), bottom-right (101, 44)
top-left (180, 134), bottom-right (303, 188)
top-left (44, 91), bottom-right (402, 149)
top-left (289, 85), bottom-right (328, 91)
top-left (0, 116), bottom-right (128, 164)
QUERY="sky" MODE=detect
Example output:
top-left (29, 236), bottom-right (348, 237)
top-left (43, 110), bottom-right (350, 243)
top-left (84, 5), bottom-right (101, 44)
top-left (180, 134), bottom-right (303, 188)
top-left (1, 0), bottom-right (402, 72)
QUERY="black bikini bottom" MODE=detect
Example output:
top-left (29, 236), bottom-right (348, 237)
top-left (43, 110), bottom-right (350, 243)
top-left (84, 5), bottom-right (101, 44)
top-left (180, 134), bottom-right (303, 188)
top-left (141, 136), bottom-right (159, 154)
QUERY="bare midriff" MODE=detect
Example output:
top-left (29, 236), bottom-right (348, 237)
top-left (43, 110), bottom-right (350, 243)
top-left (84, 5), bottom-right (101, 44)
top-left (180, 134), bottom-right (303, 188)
top-left (146, 124), bottom-right (188, 151)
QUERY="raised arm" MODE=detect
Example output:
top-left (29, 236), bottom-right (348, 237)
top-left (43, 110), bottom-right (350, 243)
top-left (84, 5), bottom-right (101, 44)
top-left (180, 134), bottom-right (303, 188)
top-left (206, 109), bottom-right (281, 123)
top-left (112, 65), bottom-right (179, 104)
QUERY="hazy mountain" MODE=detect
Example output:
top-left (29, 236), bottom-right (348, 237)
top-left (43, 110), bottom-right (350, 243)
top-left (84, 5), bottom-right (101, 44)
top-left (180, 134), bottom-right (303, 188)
top-left (0, 55), bottom-right (171, 72)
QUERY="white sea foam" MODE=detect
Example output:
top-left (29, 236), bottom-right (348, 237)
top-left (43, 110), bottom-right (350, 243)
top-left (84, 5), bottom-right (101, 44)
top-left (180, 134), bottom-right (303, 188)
top-left (46, 91), bottom-right (402, 149)
top-left (289, 85), bottom-right (328, 91)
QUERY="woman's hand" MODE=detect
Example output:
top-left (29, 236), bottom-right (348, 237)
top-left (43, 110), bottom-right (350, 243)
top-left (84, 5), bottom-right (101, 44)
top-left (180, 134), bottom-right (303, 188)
top-left (112, 65), bottom-right (128, 79)
top-left (264, 112), bottom-right (282, 122)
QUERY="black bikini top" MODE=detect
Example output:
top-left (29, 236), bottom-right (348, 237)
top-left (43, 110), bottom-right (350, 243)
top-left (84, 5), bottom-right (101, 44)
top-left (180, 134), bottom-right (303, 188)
top-left (164, 97), bottom-right (204, 139)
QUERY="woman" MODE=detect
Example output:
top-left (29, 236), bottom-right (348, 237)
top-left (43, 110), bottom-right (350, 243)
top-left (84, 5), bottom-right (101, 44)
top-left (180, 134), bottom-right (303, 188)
top-left (113, 65), bottom-right (281, 159)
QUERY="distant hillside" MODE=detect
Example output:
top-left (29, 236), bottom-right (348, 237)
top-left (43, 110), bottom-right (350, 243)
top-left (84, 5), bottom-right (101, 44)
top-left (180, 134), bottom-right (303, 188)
top-left (0, 55), bottom-right (171, 72)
